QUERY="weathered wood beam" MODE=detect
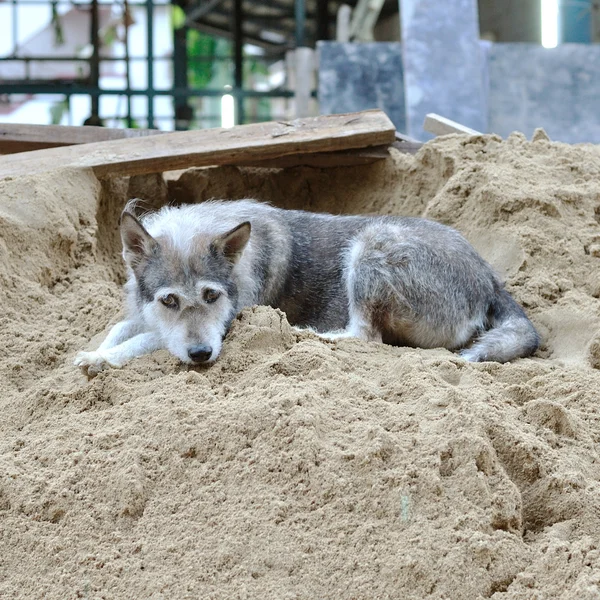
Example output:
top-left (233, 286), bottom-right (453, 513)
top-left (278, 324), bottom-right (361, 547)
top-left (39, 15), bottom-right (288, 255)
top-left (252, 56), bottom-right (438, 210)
top-left (0, 110), bottom-right (396, 179)
top-left (423, 113), bottom-right (481, 137)
top-left (0, 123), bottom-right (163, 155)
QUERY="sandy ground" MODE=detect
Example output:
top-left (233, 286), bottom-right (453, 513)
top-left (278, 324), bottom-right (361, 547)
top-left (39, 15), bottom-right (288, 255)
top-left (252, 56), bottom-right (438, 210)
top-left (0, 132), bottom-right (599, 599)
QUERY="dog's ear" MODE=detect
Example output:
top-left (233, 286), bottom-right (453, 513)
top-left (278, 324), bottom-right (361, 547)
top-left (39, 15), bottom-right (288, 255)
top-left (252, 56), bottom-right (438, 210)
top-left (120, 211), bottom-right (157, 266)
top-left (212, 221), bottom-right (251, 263)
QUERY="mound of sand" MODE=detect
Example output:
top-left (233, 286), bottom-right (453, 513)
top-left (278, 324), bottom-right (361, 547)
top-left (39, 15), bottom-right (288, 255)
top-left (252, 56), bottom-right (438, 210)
top-left (1, 132), bottom-right (599, 599)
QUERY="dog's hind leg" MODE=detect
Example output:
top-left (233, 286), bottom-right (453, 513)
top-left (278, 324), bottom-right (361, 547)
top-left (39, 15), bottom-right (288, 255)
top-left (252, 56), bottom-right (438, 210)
top-left (316, 305), bottom-right (383, 343)
top-left (316, 236), bottom-right (394, 344)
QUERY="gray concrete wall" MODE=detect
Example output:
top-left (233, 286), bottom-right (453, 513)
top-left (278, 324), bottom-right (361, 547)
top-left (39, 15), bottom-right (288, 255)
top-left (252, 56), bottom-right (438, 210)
top-left (318, 40), bottom-right (600, 143)
top-left (317, 42), bottom-right (406, 132)
top-left (399, 0), bottom-right (487, 138)
top-left (487, 43), bottom-right (600, 143)
top-left (478, 0), bottom-right (541, 42)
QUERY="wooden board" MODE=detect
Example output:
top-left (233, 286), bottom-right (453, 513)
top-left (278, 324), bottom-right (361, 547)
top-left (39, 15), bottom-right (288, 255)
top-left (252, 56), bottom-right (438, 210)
top-left (0, 123), bottom-right (164, 154)
top-left (0, 110), bottom-right (396, 180)
top-left (393, 132), bottom-right (423, 155)
top-left (423, 113), bottom-right (481, 137)
top-left (236, 145), bottom-right (393, 168)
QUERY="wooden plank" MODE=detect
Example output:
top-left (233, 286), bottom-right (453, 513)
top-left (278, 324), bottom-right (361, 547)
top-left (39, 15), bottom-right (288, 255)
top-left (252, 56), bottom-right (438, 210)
top-left (235, 145), bottom-right (392, 168)
top-left (423, 113), bottom-right (482, 137)
top-left (0, 110), bottom-right (396, 179)
top-left (391, 140), bottom-right (423, 155)
top-left (0, 123), bottom-right (164, 155)
top-left (395, 131), bottom-right (421, 144)
top-left (393, 131), bottom-right (423, 154)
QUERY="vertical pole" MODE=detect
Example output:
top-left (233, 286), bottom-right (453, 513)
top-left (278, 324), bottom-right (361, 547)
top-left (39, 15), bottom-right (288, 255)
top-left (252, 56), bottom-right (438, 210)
top-left (232, 0), bottom-right (244, 125)
top-left (12, 0), bottom-right (18, 55)
top-left (295, 0), bottom-right (306, 47)
top-left (146, 0), bottom-right (155, 128)
top-left (294, 0), bottom-right (309, 118)
top-left (336, 5), bottom-right (351, 42)
top-left (124, 0), bottom-right (133, 128)
top-left (90, 0), bottom-right (100, 122)
top-left (294, 47), bottom-right (313, 118)
top-left (173, 24), bottom-right (191, 130)
top-left (593, 1), bottom-right (600, 42)
top-left (316, 0), bottom-right (329, 41)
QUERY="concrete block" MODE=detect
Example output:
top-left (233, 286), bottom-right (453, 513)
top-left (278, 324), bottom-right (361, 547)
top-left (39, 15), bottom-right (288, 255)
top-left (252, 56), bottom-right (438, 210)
top-left (317, 41), bottom-right (406, 132)
top-left (488, 43), bottom-right (600, 143)
top-left (400, 0), bottom-right (487, 138)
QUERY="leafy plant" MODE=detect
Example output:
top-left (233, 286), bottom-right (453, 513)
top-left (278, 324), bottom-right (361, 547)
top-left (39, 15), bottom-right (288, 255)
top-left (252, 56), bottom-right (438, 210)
top-left (186, 29), bottom-right (218, 89)
top-left (49, 97), bottom-right (69, 125)
top-left (51, 1), bottom-right (65, 47)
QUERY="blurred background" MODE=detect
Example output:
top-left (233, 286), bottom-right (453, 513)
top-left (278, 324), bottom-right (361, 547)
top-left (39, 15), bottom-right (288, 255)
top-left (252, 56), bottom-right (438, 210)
top-left (0, 0), bottom-right (598, 142)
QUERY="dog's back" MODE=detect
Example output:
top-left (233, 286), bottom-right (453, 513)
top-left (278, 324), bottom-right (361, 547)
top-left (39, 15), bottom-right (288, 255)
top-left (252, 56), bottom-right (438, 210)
top-left (133, 200), bottom-right (538, 363)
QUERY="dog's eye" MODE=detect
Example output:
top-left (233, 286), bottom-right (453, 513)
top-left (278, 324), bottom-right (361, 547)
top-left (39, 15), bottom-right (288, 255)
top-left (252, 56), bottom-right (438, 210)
top-left (160, 294), bottom-right (179, 309)
top-left (203, 288), bottom-right (221, 304)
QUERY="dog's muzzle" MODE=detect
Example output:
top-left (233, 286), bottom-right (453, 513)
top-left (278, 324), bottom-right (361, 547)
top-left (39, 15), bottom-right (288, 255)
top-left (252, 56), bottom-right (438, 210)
top-left (188, 344), bottom-right (212, 363)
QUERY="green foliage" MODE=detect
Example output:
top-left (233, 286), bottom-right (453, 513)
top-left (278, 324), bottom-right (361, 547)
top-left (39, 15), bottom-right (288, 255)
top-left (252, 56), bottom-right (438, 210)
top-left (168, 7), bottom-right (274, 123)
top-left (170, 5), bottom-right (218, 90)
top-left (245, 58), bottom-right (268, 79)
top-left (170, 5), bottom-right (186, 30)
top-left (101, 24), bottom-right (118, 47)
top-left (243, 58), bottom-right (271, 122)
top-left (121, 117), bottom-right (141, 129)
top-left (49, 97), bottom-right (69, 125)
top-left (187, 29), bottom-right (218, 89)
top-left (51, 1), bottom-right (64, 47)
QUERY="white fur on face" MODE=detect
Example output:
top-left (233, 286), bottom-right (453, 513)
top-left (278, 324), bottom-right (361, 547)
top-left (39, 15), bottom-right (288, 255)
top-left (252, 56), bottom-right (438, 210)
top-left (141, 286), bottom-right (234, 364)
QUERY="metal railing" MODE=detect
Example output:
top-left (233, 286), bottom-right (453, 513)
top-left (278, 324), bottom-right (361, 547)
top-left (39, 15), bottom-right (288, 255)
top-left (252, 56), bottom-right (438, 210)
top-left (0, 0), bottom-right (300, 129)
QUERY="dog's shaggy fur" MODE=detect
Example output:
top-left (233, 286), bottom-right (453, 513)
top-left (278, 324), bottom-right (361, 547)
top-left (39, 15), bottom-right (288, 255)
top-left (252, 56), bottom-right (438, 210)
top-left (75, 199), bottom-right (539, 374)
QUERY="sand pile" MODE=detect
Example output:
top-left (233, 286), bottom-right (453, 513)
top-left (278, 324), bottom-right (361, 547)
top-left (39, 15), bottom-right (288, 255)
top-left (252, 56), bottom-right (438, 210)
top-left (0, 132), bottom-right (599, 599)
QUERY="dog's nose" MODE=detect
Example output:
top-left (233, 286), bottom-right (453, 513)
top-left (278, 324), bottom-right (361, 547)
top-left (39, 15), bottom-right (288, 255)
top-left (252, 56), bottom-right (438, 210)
top-left (188, 345), bottom-right (213, 363)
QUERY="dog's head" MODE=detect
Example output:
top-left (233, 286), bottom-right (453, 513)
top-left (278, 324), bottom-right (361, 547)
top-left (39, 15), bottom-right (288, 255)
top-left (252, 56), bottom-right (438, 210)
top-left (120, 208), bottom-right (251, 365)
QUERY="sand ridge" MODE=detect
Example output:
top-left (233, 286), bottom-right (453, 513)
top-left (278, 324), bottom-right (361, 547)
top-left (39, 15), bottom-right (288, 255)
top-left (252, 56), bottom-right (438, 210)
top-left (0, 132), bottom-right (599, 599)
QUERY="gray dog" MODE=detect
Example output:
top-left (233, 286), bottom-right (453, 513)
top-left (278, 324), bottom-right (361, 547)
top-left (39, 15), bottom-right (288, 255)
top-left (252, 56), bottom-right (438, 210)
top-left (74, 199), bottom-right (539, 373)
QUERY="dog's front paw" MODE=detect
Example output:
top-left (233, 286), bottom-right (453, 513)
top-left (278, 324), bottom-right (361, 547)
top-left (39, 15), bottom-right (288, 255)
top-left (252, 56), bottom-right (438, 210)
top-left (74, 351), bottom-right (118, 377)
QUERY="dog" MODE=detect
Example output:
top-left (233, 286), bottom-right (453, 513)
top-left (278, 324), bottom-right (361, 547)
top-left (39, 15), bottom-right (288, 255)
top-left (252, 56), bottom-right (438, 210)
top-left (74, 199), bottom-right (539, 375)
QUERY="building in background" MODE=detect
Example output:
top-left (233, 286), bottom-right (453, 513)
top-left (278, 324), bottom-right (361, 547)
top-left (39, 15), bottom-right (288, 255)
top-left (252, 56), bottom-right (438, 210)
top-left (0, 0), bottom-right (354, 128)
top-left (2, 1), bottom-right (600, 142)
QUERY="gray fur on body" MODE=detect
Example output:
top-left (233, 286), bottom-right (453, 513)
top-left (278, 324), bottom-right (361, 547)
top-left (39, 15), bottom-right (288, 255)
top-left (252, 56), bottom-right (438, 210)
top-left (74, 199), bottom-right (539, 373)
